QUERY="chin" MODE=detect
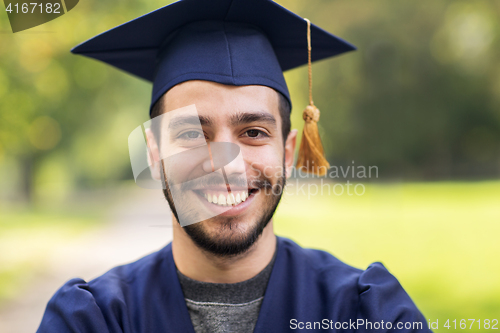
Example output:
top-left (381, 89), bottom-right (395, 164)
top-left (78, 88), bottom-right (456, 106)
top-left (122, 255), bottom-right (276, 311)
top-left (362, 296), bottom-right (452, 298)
top-left (203, 215), bottom-right (256, 237)
top-left (183, 213), bottom-right (270, 257)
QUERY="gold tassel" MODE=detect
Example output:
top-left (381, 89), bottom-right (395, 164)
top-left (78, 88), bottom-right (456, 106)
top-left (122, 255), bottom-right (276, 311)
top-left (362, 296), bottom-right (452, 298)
top-left (296, 18), bottom-right (330, 176)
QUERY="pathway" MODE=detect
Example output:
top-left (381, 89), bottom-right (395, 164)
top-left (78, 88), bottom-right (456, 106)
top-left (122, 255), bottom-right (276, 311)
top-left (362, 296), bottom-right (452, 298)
top-left (0, 187), bottom-right (173, 333)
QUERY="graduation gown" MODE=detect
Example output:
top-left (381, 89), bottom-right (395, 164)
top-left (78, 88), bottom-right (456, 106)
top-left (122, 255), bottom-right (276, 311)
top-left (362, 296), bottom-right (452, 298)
top-left (37, 237), bottom-right (431, 332)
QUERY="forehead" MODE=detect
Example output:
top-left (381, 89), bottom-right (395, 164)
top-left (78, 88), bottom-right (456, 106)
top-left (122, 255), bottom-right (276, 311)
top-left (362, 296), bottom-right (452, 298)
top-left (163, 80), bottom-right (280, 118)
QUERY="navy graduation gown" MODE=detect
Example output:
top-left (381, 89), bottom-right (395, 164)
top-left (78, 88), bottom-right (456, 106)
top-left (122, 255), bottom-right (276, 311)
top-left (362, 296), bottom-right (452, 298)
top-left (37, 237), bottom-right (431, 332)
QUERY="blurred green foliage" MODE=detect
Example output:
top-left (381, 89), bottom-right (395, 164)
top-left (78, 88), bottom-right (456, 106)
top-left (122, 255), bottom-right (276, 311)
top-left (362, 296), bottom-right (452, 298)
top-left (1, 0), bottom-right (500, 203)
top-left (285, 0), bottom-right (500, 180)
top-left (0, 0), bottom-right (167, 202)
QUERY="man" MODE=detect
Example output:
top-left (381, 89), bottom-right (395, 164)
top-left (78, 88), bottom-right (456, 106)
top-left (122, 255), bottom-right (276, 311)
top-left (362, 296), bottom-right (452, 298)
top-left (38, 0), bottom-right (431, 332)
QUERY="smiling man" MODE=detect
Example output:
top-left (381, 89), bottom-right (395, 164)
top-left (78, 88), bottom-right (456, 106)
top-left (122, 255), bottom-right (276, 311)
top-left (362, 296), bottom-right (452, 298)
top-left (37, 0), bottom-right (431, 332)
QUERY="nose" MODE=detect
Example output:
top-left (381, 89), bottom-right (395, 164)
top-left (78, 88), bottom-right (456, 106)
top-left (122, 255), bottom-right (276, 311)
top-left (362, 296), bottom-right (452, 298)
top-left (222, 149), bottom-right (246, 178)
top-left (201, 142), bottom-right (246, 178)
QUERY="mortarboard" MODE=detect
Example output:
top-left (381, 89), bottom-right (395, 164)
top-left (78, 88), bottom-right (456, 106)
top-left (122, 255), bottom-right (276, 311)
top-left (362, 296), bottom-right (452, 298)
top-left (71, 0), bottom-right (356, 175)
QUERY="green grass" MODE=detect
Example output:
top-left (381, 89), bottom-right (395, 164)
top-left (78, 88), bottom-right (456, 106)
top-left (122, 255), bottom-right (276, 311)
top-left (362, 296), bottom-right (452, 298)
top-left (274, 180), bottom-right (500, 331)
top-left (0, 208), bottom-right (101, 304)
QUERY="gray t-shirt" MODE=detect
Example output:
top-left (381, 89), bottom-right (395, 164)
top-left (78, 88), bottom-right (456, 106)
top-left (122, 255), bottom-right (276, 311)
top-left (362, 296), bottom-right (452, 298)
top-left (176, 250), bottom-right (276, 333)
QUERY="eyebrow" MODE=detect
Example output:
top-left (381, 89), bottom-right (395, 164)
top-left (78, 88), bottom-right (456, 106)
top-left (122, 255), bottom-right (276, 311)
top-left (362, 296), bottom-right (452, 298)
top-left (229, 111), bottom-right (277, 128)
top-left (166, 111), bottom-right (277, 130)
top-left (167, 115), bottom-right (213, 130)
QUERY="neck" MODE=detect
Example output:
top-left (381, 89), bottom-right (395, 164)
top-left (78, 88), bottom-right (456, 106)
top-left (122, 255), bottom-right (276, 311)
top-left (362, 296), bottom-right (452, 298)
top-left (172, 216), bottom-right (277, 283)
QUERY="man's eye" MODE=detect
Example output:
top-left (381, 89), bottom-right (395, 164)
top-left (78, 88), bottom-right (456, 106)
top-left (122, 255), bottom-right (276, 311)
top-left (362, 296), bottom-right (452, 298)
top-left (179, 131), bottom-right (204, 140)
top-left (245, 129), bottom-right (267, 138)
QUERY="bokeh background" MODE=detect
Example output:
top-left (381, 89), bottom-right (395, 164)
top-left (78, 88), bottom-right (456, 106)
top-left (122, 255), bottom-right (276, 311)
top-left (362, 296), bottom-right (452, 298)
top-left (1, 0), bottom-right (499, 332)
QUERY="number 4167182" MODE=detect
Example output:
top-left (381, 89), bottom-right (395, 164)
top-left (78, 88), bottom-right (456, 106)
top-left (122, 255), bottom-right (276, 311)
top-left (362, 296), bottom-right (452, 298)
top-left (5, 2), bottom-right (61, 14)
top-left (444, 319), bottom-right (498, 330)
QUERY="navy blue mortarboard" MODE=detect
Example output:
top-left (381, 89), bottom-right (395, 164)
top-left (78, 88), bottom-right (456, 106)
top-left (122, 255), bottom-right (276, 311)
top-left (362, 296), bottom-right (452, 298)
top-left (71, 0), bottom-right (355, 111)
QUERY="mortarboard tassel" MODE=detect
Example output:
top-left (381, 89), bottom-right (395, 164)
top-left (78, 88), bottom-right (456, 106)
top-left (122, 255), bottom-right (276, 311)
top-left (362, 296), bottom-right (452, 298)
top-left (296, 18), bottom-right (330, 176)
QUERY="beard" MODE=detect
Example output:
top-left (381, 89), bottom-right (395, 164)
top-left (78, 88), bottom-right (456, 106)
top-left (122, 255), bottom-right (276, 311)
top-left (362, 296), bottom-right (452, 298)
top-left (161, 160), bottom-right (286, 258)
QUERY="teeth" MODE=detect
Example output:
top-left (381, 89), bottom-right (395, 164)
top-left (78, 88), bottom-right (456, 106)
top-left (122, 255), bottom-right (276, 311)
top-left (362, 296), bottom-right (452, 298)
top-left (203, 191), bottom-right (250, 206)
top-left (218, 194), bottom-right (226, 205)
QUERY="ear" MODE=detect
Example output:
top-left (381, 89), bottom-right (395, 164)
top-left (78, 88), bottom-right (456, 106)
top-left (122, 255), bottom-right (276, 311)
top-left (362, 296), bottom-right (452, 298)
top-left (284, 129), bottom-right (298, 179)
top-left (145, 128), bottom-right (162, 181)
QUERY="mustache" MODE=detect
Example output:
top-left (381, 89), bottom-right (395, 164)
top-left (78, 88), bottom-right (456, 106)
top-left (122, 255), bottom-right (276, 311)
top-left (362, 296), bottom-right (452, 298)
top-left (180, 173), bottom-right (273, 191)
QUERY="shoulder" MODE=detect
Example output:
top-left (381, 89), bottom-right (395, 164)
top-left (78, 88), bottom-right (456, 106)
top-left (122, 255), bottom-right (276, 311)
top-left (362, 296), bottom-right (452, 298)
top-left (277, 237), bottom-right (430, 331)
top-left (37, 244), bottom-right (172, 333)
top-left (356, 262), bottom-right (430, 331)
top-left (86, 244), bottom-right (170, 302)
top-left (37, 277), bottom-right (111, 333)
top-left (278, 236), bottom-right (413, 295)
top-left (277, 236), bottom-right (363, 285)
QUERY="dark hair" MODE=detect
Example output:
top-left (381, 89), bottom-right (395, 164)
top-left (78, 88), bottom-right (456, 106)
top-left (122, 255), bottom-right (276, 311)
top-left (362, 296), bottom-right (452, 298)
top-left (150, 89), bottom-right (291, 144)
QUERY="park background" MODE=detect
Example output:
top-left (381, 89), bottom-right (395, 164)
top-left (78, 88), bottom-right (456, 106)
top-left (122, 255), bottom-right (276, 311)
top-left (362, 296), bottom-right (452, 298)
top-left (1, 0), bottom-right (499, 332)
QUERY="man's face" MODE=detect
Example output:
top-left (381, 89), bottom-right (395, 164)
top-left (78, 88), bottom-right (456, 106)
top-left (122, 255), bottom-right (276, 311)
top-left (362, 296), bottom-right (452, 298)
top-left (148, 80), bottom-right (296, 257)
